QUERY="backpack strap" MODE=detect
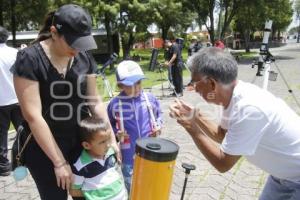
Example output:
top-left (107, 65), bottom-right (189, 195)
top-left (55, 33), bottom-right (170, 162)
top-left (143, 92), bottom-right (160, 131)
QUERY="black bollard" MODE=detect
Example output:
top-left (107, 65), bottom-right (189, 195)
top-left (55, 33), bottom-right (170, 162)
top-left (180, 163), bottom-right (196, 200)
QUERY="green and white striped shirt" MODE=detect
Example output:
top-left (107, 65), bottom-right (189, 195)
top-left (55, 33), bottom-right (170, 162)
top-left (72, 148), bottom-right (127, 200)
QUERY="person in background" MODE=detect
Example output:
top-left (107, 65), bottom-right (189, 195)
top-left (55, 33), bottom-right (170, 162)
top-left (164, 41), bottom-right (173, 87)
top-left (70, 117), bottom-right (127, 200)
top-left (107, 60), bottom-right (163, 194)
top-left (188, 36), bottom-right (202, 57)
top-left (0, 26), bottom-right (24, 176)
top-left (11, 4), bottom-right (119, 200)
top-left (186, 36), bottom-right (202, 90)
top-left (164, 40), bottom-right (184, 97)
top-left (170, 47), bottom-right (300, 200)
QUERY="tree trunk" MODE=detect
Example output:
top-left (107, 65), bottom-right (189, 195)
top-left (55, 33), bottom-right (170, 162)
top-left (161, 27), bottom-right (169, 41)
top-left (121, 36), bottom-right (128, 60)
top-left (0, 0), bottom-right (3, 26)
top-left (121, 32), bottom-right (134, 60)
top-left (104, 12), bottom-right (114, 70)
top-left (298, 18), bottom-right (300, 43)
top-left (208, 0), bottom-right (215, 44)
top-left (10, 0), bottom-right (16, 47)
top-left (244, 30), bottom-right (251, 53)
top-left (217, 7), bottom-right (222, 40)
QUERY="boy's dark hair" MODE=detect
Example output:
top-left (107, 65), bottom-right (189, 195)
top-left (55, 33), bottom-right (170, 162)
top-left (79, 117), bottom-right (110, 142)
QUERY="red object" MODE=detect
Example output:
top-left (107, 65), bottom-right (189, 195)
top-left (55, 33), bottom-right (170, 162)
top-left (215, 40), bottom-right (225, 49)
top-left (152, 38), bottom-right (163, 48)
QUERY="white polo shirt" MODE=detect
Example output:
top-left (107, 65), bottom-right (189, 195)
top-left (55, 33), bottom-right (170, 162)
top-left (0, 43), bottom-right (18, 106)
top-left (221, 81), bottom-right (300, 182)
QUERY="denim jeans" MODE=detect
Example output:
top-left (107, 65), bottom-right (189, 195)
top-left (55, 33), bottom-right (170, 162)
top-left (259, 176), bottom-right (300, 200)
top-left (121, 164), bottom-right (133, 195)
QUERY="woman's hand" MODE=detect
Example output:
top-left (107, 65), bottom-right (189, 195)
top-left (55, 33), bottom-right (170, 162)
top-left (54, 162), bottom-right (73, 191)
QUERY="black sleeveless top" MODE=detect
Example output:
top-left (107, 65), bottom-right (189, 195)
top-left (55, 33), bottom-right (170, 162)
top-left (11, 43), bottom-right (97, 138)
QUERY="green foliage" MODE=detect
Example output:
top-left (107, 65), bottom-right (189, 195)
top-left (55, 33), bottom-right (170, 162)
top-left (232, 0), bottom-right (292, 52)
top-left (265, 0), bottom-right (293, 31)
top-left (149, 0), bottom-right (194, 40)
top-left (296, 0), bottom-right (300, 17)
top-left (1, 0), bottom-right (49, 31)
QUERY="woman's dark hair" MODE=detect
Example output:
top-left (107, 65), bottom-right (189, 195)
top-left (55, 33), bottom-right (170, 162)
top-left (79, 117), bottom-right (110, 142)
top-left (31, 11), bottom-right (56, 44)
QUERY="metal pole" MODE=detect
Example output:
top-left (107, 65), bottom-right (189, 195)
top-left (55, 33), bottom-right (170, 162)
top-left (180, 174), bottom-right (188, 200)
top-left (180, 163), bottom-right (196, 200)
top-left (262, 61), bottom-right (271, 90)
top-left (297, 14), bottom-right (300, 43)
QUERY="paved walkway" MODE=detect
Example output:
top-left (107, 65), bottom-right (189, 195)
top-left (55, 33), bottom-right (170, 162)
top-left (1, 42), bottom-right (300, 200)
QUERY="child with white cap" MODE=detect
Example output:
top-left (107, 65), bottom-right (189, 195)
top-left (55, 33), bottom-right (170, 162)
top-left (107, 60), bottom-right (163, 194)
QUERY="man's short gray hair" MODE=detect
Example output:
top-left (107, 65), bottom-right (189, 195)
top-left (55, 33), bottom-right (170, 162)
top-left (188, 47), bottom-right (238, 84)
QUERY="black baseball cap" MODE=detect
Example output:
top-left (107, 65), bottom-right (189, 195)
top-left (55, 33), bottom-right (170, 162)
top-left (0, 26), bottom-right (9, 43)
top-left (52, 4), bottom-right (97, 51)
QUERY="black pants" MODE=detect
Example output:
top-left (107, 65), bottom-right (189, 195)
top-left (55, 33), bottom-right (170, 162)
top-left (25, 135), bottom-right (83, 200)
top-left (171, 64), bottom-right (183, 94)
top-left (0, 103), bottom-right (23, 170)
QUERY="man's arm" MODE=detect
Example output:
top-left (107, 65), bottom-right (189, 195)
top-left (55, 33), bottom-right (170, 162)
top-left (180, 115), bottom-right (239, 173)
top-left (167, 53), bottom-right (177, 66)
top-left (194, 112), bottom-right (227, 143)
top-left (188, 130), bottom-right (241, 173)
top-left (170, 100), bottom-right (240, 172)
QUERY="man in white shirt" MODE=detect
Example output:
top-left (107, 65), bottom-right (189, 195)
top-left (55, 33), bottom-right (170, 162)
top-left (170, 47), bottom-right (300, 200)
top-left (0, 26), bottom-right (23, 176)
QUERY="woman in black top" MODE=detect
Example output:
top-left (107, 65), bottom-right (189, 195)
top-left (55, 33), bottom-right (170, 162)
top-left (11, 4), bottom-right (119, 200)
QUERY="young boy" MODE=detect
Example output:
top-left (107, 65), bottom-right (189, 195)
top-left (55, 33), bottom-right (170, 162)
top-left (107, 60), bottom-right (163, 193)
top-left (70, 117), bottom-right (127, 200)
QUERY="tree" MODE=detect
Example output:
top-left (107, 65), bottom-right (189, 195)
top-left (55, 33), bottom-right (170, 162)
top-left (117, 0), bottom-right (150, 59)
top-left (14, 0), bottom-right (49, 30)
top-left (294, 0), bottom-right (300, 42)
top-left (218, 0), bottom-right (246, 39)
top-left (79, 0), bottom-right (120, 67)
top-left (99, 1), bottom-right (119, 60)
top-left (149, 0), bottom-right (193, 41)
top-left (233, 0), bottom-right (292, 52)
top-left (233, 0), bottom-right (264, 52)
top-left (0, 0), bottom-right (3, 25)
top-left (182, 0), bottom-right (216, 44)
top-left (265, 0), bottom-right (292, 40)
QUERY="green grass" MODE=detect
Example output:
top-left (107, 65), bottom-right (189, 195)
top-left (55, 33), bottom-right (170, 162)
top-left (231, 51), bottom-right (258, 60)
top-left (98, 48), bottom-right (190, 99)
top-left (239, 52), bottom-right (257, 59)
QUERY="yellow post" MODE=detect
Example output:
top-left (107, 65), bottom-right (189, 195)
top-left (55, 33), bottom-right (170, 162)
top-left (130, 138), bottom-right (179, 200)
